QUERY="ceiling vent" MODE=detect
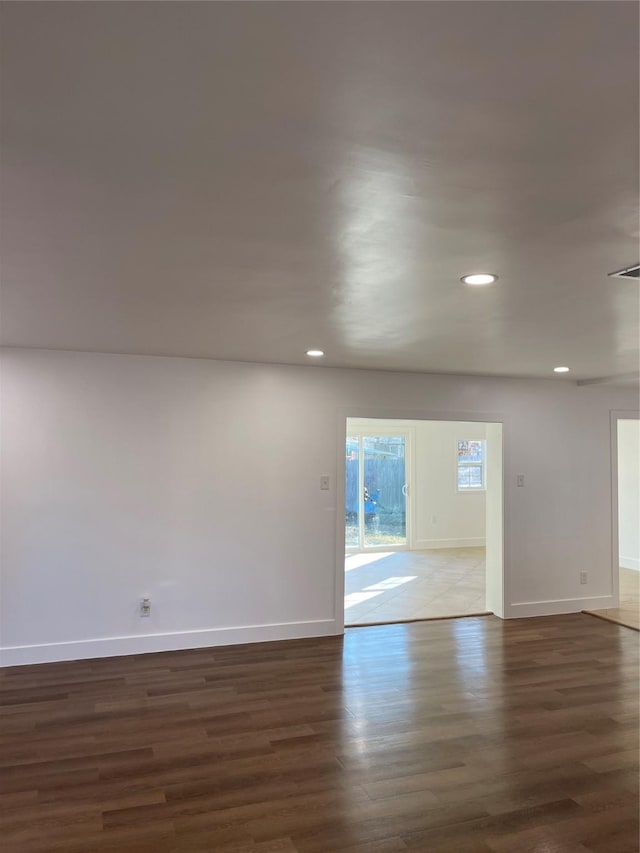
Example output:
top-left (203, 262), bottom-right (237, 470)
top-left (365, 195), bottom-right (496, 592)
top-left (609, 264), bottom-right (640, 280)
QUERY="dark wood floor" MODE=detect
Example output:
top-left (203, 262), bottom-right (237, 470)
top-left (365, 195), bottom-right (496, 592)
top-left (1, 614), bottom-right (638, 853)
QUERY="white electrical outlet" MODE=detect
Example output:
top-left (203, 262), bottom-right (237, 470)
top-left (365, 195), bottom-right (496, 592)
top-left (580, 571), bottom-right (588, 585)
top-left (320, 475), bottom-right (330, 490)
top-left (516, 474), bottom-right (525, 487)
top-left (140, 597), bottom-right (151, 617)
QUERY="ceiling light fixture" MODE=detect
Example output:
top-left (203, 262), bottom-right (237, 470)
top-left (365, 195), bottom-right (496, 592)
top-left (461, 273), bottom-right (497, 286)
top-left (553, 366), bottom-right (570, 373)
top-left (306, 349), bottom-right (324, 358)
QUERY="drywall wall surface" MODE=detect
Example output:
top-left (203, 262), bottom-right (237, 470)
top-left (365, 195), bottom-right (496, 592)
top-left (485, 422), bottom-right (504, 617)
top-left (618, 418), bottom-right (640, 570)
top-left (1, 349), bottom-right (637, 663)
top-left (414, 420), bottom-right (487, 548)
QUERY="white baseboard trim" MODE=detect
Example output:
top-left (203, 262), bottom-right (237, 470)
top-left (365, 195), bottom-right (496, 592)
top-left (415, 537), bottom-right (486, 550)
top-left (0, 619), bottom-right (338, 668)
top-left (506, 596), bottom-right (615, 618)
top-left (620, 556), bottom-right (640, 571)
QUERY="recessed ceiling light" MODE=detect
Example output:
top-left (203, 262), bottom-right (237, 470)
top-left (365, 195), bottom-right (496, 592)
top-left (306, 349), bottom-right (324, 358)
top-left (461, 273), bottom-right (497, 286)
top-left (553, 366), bottom-right (570, 373)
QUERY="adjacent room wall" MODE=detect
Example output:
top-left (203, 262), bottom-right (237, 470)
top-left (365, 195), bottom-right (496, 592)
top-left (1, 348), bottom-right (637, 664)
top-left (618, 418), bottom-right (640, 570)
top-left (414, 420), bottom-right (487, 549)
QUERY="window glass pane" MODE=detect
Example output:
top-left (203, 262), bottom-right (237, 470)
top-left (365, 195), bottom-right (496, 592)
top-left (457, 439), bottom-right (485, 462)
top-left (458, 465), bottom-right (472, 489)
top-left (457, 440), bottom-right (485, 490)
top-left (466, 465), bottom-right (483, 488)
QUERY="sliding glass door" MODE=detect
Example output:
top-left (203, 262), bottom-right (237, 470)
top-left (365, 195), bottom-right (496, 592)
top-left (346, 432), bottom-right (410, 551)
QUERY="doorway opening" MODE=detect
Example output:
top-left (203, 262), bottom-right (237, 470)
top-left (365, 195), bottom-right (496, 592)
top-left (342, 417), bottom-right (503, 626)
top-left (586, 416), bottom-right (639, 630)
top-left (617, 419), bottom-right (640, 628)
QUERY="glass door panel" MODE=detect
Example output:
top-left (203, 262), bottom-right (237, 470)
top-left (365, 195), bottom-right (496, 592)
top-left (363, 435), bottom-right (407, 547)
top-left (345, 436), bottom-right (360, 548)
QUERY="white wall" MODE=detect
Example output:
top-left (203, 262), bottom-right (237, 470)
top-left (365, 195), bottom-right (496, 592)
top-left (1, 348), bottom-right (637, 665)
top-left (618, 419), bottom-right (640, 570)
top-left (485, 422), bottom-right (504, 617)
top-left (414, 420), bottom-right (486, 549)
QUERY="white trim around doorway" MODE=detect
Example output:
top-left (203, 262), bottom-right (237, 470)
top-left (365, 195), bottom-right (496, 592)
top-left (610, 409), bottom-right (640, 608)
top-left (334, 406), bottom-right (510, 633)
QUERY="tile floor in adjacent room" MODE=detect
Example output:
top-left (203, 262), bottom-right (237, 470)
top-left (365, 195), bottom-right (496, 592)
top-left (344, 547), bottom-right (487, 625)
top-left (585, 566), bottom-right (640, 631)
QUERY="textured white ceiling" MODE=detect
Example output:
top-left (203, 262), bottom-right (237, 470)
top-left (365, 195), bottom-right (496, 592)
top-left (1, 2), bottom-right (638, 382)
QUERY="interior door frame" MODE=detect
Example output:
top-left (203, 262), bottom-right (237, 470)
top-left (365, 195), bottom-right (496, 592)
top-left (345, 424), bottom-right (414, 553)
top-left (610, 409), bottom-right (640, 607)
top-left (335, 406), bottom-right (509, 633)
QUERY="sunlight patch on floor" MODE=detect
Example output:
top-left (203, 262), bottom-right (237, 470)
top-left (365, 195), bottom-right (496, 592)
top-left (344, 575), bottom-right (417, 609)
top-left (345, 552), bottom-right (393, 572)
top-left (363, 576), bottom-right (417, 592)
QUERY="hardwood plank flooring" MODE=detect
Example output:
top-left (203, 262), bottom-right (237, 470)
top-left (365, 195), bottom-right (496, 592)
top-left (0, 614), bottom-right (638, 852)
top-left (584, 567), bottom-right (640, 631)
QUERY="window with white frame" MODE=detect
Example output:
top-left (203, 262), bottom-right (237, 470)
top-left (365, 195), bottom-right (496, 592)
top-left (457, 439), bottom-right (486, 490)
